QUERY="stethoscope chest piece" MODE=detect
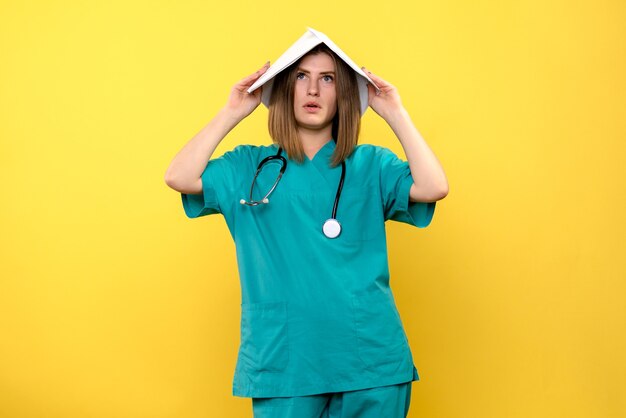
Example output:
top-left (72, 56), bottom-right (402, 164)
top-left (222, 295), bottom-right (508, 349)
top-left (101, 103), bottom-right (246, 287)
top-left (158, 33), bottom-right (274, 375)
top-left (322, 218), bottom-right (342, 239)
top-left (242, 145), bottom-right (347, 240)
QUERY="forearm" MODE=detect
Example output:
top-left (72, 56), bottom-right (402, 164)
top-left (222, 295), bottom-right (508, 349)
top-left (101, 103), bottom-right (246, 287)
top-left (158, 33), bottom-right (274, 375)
top-left (164, 107), bottom-right (242, 189)
top-left (386, 107), bottom-right (449, 199)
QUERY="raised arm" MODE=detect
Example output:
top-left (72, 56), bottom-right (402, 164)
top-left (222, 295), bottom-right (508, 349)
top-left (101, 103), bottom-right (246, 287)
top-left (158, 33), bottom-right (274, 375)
top-left (362, 67), bottom-right (449, 202)
top-left (164, 61), bottom-right (270, 194)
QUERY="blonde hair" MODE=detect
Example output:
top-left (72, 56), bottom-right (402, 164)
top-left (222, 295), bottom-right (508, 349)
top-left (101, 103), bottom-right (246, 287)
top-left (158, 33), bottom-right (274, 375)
top-left (268, 44), bottom-right (361, 167)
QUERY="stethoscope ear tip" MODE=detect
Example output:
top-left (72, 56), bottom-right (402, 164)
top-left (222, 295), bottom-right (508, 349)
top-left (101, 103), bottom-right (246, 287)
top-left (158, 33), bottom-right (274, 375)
top-left (262, 198), bottom-right (269, 204)
top-left (239, 199), bottom-right (246, 205)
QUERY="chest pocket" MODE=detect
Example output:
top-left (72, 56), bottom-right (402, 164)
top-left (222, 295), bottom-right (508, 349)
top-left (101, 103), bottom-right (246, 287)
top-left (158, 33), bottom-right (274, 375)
top-left (333, 187), bottom-right (386, 244)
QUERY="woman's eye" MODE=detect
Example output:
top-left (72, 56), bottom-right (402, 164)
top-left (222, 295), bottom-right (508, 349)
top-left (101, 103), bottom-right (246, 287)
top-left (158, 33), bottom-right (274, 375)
top-left (296, 72), bottom-right (333, 82)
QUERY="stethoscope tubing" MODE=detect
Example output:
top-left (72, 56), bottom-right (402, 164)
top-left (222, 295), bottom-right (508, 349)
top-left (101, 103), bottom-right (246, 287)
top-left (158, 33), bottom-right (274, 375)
top-left (332, 160), bottom-right (346, 219)
top-left (240, 144), bottom-right (346, 238)
top-left (241, 148), bottom-right (287, 206)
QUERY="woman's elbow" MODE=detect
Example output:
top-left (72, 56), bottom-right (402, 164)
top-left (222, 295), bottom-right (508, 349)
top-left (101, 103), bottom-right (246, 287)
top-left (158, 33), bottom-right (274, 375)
top-left (409, 183), bottom-right (449, 202)
top-left (164, 170), bottom-right (179, 190)
top-left (165, 175), bottom-right (203, 195)
top-left (436, 183), bottom-right (449, 200)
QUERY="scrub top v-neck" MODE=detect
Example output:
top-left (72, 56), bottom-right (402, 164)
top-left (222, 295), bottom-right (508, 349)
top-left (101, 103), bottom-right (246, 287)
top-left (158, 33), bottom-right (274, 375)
top-left (181, 139), bottom-right (436, 398)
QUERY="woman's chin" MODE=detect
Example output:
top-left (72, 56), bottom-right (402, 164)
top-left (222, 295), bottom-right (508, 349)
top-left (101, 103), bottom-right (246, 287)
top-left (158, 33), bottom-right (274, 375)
top-left (295, 118), bottom-right (333, 131)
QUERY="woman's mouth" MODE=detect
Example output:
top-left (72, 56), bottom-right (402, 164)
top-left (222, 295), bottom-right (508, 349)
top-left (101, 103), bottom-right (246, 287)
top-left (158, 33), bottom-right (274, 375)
top-left (304, 102), bottom-right (321, 113)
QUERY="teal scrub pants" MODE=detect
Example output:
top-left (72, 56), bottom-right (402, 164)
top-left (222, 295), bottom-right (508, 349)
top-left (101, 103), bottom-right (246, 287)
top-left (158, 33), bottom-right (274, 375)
top-left (251, 382), bottom-right (412, 418)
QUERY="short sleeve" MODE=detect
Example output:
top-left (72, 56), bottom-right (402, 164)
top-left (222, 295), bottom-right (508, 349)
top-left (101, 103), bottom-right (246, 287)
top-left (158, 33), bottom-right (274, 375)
top-left (378, 147), bottom-right (436, 227)
top-left (181, 145), bottom-right (249, 218)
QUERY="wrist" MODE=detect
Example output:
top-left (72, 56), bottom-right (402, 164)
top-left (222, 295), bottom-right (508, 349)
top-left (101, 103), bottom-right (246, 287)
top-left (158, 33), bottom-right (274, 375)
top-left (384, 106), bottom-right (410, 127)
top-left (217, 106), bottom-right (245, 128)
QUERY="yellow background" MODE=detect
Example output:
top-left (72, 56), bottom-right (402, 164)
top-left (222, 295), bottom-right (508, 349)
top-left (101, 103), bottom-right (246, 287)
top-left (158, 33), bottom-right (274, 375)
top-left (1, 0), bottom-right (624, 417)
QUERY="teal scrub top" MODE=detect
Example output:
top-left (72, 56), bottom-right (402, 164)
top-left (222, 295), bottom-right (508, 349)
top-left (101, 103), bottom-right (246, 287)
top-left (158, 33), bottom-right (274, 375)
top-left (181, 139), bottom-right (436, 398)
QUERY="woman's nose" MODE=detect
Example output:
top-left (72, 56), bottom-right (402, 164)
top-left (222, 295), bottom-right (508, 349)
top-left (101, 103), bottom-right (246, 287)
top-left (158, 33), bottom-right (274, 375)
top-left (307, 80), bottom-right (319, 96)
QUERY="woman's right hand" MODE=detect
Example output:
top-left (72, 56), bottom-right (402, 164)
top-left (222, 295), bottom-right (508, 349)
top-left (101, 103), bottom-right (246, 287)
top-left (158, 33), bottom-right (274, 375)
top-left (223, 61), bottom-right (271, 121)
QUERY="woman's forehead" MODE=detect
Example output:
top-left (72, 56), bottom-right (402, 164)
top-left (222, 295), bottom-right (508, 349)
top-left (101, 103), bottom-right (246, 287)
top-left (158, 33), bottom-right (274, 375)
top-left (298, 52), bottom-right (335, 72)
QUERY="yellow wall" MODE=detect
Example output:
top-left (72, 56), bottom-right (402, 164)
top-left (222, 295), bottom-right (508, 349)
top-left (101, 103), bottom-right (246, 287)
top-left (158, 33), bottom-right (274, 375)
top-left (1, 1), bottom-right (624, 417)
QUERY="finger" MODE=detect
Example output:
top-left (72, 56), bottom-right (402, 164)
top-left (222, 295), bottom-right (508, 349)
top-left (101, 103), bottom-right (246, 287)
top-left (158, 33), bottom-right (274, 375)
top-left (240, 63), bottom-right (270, 84)
top-left (362, 67), bottom-right (388, 86)
top-left (235, 61), bottom-right (271, 88)
top-left (364, 75), bottom-right (382, 92)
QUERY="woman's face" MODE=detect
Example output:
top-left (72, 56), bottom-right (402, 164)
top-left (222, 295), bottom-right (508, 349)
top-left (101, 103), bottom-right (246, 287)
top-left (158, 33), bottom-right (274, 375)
top-left (292, 52), bottom-right (337, 133)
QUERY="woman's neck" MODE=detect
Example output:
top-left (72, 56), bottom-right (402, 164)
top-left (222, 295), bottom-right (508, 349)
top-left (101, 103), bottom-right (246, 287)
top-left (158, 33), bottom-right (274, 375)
top-left (298, 127), bottom-right (333, 159)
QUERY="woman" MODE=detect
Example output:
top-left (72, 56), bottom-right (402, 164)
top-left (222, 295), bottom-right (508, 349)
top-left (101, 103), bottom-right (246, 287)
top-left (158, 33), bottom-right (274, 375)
top-left (165, 31), bottom-right (448, 418)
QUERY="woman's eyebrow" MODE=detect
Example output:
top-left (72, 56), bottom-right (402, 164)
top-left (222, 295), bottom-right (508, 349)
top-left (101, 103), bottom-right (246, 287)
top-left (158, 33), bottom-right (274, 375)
top-left (297, 67), bottom-right (336, 75)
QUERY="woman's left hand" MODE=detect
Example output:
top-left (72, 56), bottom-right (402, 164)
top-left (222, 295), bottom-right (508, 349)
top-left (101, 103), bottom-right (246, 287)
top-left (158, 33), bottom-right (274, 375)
top-left (361, 67), bottom-right (404, 121)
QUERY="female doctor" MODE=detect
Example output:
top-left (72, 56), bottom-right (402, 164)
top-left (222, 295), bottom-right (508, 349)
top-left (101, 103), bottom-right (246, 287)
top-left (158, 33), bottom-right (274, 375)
top-left (165, 31), bottom-right (448, 418)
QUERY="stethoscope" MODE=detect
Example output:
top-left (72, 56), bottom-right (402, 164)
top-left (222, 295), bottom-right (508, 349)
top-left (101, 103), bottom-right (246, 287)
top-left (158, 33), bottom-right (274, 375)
top-left (239, 145), bottom-right (346, 239)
